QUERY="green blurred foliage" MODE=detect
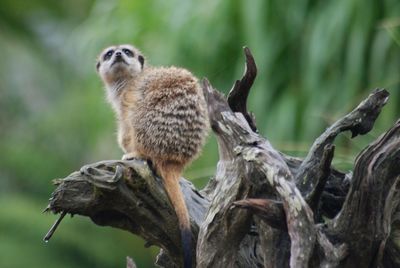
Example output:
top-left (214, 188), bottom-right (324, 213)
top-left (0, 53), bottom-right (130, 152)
top-left (0, 0), bottom-right (399, 267)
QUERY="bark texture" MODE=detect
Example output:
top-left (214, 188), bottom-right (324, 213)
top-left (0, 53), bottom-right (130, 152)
top-left (45, 48), bottom-right (400, 268)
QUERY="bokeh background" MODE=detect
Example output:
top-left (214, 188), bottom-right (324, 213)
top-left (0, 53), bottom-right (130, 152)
top-left (1, 0), bottom-right (400, 267)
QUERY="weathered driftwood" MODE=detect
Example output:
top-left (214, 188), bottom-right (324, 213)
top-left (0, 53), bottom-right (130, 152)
top-left (45, 48), bottom-right (400, 268)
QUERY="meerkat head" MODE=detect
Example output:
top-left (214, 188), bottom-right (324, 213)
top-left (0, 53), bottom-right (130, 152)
top-left (96, 44), bottom-right (145, 88)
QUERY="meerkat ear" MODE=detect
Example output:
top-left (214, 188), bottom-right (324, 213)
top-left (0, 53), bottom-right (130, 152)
top-left (96, 61), bottom-right (100, 72)
top-left (138, 55), bottom-right (145, 69)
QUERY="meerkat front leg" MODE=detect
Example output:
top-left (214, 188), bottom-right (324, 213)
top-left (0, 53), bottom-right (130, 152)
top-left (118, 125), bottom-right (140, 160)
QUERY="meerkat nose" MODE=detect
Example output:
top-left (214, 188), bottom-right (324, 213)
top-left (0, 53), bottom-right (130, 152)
top-left (116, 51), bottom-right (122, 57)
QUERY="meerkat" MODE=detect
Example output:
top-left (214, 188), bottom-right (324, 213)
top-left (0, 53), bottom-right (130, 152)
top-left (96, 44), bottom-right (209, 268)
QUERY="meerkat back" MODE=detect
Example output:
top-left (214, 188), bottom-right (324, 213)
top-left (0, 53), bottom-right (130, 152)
top-left (133, 66), bottom-right (209, 165)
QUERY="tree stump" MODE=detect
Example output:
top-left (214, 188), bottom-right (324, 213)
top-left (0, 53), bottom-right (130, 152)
top-left (44, 48), bottom-right (400, 268)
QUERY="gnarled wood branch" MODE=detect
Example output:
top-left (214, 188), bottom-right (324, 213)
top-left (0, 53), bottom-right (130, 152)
top-left (45, 48), bottom-right (400, 268)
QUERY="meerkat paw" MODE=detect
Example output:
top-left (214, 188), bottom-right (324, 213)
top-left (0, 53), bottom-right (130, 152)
top-left (122, 152), bottom-right (139, 161)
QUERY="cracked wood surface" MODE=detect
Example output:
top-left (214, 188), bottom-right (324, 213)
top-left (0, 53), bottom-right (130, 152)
top-left (45, 48), bottom-right (400, 268)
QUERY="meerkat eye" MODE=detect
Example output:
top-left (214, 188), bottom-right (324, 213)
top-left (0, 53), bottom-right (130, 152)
top-left (103, 50), bottom-right (114, 61)
top-left (122, 48), bottom-right (134, 57)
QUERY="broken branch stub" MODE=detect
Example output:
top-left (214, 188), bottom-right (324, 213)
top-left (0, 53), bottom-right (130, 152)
top-left (227, 46), bottom-right (258, 132)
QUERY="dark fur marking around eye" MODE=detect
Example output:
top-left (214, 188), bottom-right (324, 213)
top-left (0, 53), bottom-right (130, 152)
top-left (103, 50), bottom-right (114, 61)
top-left (122, 48), bottom-right (134, 57)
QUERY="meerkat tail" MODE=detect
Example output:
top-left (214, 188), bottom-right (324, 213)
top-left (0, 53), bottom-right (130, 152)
top-left (156, 161), bottom-right (192, 268)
